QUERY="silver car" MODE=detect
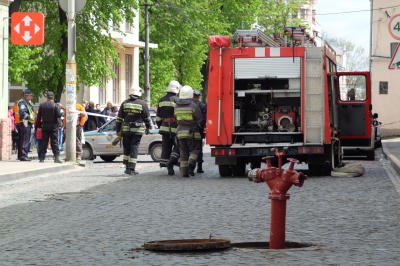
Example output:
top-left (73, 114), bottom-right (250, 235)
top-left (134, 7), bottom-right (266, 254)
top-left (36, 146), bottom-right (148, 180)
top-left (82, 115), bottom-right (162, 162)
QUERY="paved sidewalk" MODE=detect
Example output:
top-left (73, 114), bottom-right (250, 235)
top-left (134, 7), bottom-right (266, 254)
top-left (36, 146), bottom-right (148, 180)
top-left (0, 152), bottom-right (76, 183)
top-left (382, 137), bottom-right (400, 174)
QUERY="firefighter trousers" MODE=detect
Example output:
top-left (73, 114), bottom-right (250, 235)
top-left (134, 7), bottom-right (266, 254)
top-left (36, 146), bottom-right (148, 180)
top-left (178, 137), bottom-right (201, 176)
top-left (160, 133), bottom-right (179, 166)
top-left (40, 123), bottom-right (59, 159)
top-left (122, 133), bottom-right (142, 171)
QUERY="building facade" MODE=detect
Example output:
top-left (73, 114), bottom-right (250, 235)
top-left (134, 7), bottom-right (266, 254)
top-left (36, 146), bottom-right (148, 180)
top-left (371, 0), bottom-right (400, 137)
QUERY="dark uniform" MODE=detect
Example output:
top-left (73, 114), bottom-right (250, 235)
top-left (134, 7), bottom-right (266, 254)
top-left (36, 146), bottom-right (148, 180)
top-left (18, 90), bottom-right (35, 161)
top-left (156, 92), bottom-right (180, 172)
top-left (192, 91), bottom-right (207, 173)
top-left (35, 92), bottom-right (62, 163)
top-left (116, 91), bottom-right (151, 175)
top-left (175, 98), bottom-right (203, 177)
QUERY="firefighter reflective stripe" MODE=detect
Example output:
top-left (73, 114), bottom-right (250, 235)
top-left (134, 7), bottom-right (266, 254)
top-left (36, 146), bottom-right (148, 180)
top-left (159, 101), bottom-right (176, 108)
top-left (189, 154), bottom-right (198, 162)
top-left (180, 160), bottom-right (188, 168)
top-left (129, 157), bottom-right (137, 164)
top-left (124, 103), bottom-right (143, 113)
top-left (116, 117), bottom-right (123, 123)
top-left (122, 123), bottom-right (145, 134)
top-left (177, 130), bottom-right (201, 139)
top-left (159, 126), bottom-right (177, 133)
top-left (175, 107), bottom-right (193, 121)
top-left (123, 155), bottom-right (129, 161)
top-left (156, 116), bottom-right (162, 122)
top-left (144, 116), bottom-right (151, 124)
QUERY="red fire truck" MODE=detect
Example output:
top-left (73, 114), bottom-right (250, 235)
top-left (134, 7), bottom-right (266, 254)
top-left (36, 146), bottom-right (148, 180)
top-left (206, 28), bottom-right (377, 176)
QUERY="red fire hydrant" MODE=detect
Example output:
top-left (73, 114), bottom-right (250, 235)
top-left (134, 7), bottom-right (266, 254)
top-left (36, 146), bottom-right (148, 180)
top-left (248, 149), bottom-right (307, 249)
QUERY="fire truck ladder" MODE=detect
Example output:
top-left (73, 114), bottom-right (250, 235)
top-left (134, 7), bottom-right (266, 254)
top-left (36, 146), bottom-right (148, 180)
top-left (304, 47), bottom-right (325, 144)
top-left (233, 29), bottom-right (280, 47)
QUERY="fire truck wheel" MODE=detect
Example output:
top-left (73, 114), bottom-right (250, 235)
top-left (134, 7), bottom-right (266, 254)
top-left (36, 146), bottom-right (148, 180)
top-left (218, 165), bottom-right (232, 177)
top-left (231, 162), bottom-right (246, 177)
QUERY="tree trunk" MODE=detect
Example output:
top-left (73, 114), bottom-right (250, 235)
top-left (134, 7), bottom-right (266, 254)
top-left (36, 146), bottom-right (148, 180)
top-left (56, 5), bottom-right (68, 103)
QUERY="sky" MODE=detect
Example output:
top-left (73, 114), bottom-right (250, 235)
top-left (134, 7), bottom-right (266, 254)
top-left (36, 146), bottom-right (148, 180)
top-left (315, 0), bottom-right (371, 54)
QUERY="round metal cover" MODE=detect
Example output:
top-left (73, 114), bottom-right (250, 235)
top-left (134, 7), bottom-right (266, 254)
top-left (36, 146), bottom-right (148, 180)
top-left (144, 239), bottom-right (231, 252)
top-left (58, 0), bottom-right (87, 13)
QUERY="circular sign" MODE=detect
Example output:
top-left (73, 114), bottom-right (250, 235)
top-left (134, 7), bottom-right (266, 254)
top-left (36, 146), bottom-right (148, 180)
top-left (58, 0), bottom-right (87, 14)
top-left (389, 14), bottom-right (400, 40)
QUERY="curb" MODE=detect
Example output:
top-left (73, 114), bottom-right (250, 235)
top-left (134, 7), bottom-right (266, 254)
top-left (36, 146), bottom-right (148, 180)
top-left (0, 163), bottom-right (77, 183)
top-left (382, 142), bottom-right (400, 175)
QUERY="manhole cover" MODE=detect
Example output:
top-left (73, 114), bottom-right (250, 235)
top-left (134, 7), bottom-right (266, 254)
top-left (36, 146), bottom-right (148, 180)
top-left (231, 241), bottom-right (314, 249)
top-left (144, 239), bottom-right (231, 252)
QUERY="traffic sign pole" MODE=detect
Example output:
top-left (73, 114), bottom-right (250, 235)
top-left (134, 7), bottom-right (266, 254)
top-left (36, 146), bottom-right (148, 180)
top-left (65, 0), bottom-right (76, 162)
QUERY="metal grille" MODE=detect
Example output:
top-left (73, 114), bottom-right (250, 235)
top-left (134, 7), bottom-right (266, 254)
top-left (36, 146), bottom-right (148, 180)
top-left (289, 79), bottom-right (301, 89)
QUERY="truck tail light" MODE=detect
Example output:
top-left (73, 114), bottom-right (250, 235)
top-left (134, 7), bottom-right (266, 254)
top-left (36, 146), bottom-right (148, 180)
top-left (297, 146), bottom-right (324, 154)
top-left (211, 148), bottom-right (236, 156)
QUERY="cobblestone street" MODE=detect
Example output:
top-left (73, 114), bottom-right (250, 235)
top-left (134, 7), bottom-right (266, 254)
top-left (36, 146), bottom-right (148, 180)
top-left (0, 148), bottom-right (400, 265)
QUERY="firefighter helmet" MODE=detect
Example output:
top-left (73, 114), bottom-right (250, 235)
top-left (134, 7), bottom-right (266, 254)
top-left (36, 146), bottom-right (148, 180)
top-left (179, 85), bottom-right (194, 99)
top-left (166, 80), bottom-right (182, 94)
top-left (129, 86), bottom-right (143, 97)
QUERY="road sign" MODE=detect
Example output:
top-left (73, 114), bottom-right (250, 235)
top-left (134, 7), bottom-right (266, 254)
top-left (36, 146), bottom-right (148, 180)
top-left (58, 0), bottom-right (87, 13)
top-left (11, 12), bottom-right (44, 45)
top-left (389, 14), bottom-right (400, 40)
top-left (389, 43), bottom-right (400, 70)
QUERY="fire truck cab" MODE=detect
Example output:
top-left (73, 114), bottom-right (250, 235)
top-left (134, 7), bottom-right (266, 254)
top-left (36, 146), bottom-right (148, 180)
top-left (206, 28), bottom-right (376, 176)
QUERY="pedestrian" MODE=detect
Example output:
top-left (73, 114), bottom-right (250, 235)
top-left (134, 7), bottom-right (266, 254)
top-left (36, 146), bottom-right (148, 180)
top-left (191, 90), bottom-right (207, 173)
top-left (84, 101), bottom-right (100, 131)
top-left (9, 106), bottom-right (19, 154)
top-left (95, 103), bottom-right (101, 112)
top-left (17, 90), bottom-right (35, 161)
top-left (64, 103), bottom-right (87, 163)
top-left (110, 106), bottom-right (119, 117)
top-left (116, 86), bottom-right (151, 175)
top-left (174, 85), bottom-right (203, 177)
top-left (156, 80), bottom-right (181, 175)
top-left (34, 111), bottom-right (42, 159)
top-left (100, 101), bottom-right (113, 124)
top-left (82, 99), bottom-right (89, 110)
top-left (57, 103), bottom-right (65, 151)
top-left (35, 92), bottom-right (62, 163)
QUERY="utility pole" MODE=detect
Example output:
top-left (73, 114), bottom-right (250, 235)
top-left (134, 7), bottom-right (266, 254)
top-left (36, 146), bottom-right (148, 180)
top-left (144, 0), bottom-right (150, 106)
top-left (65, 0), bottom-right (77, 162)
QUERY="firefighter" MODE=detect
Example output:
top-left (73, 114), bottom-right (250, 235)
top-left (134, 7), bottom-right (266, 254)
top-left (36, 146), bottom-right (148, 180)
top-left (191, 90), bottom-right (207, 173)
top-left (116, 86), bottom-right (151, 175)
top-left (17, 90), bottom-right (35, 161)
top-left (35, 92), bottom-right (63, 163)
top-left (156, 80), bottom-right (181, 175)
top-left (174, 85), bottom-right (203, 177)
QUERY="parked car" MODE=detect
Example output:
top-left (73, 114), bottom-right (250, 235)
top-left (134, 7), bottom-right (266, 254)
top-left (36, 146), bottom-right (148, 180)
top-left (81, 114), bottom-right (162, 162)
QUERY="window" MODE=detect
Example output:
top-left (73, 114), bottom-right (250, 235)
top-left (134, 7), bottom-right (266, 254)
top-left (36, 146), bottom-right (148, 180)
top-left (125, 54), bottom-right (133, 98)
top-left (113, 63), bottom-right (120, 104)
top-left (99, 77), bottom-right (106, 105)
top-left (125, 21), bottom-right (133, 33)
top-left (339, 75), bottom-right (367, 101)
top-left (379, 81), bottom-right (388, 94)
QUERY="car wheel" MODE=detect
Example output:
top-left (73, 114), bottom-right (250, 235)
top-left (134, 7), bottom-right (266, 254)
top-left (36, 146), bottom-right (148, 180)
top-left (231, 162), bottom-right (247, 177)
top-left (82, 144), bottom-right (95, 160)
top-left (150, 143), bottom-right (162, 162)
top-left (100, 155), bottom-right (117, 162)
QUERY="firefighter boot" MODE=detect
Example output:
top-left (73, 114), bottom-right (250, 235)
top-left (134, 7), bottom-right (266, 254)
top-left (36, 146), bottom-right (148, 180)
top-left (188, 164), bottom-right (196, 176)
top-left (167, 163), bottom-right (175, 176)
top-left (54, 156), bottom-right (62, 164)
top-left (197, 161), bottom-right (204, 173)
top-left (124, 168), bottom-right (131, 175)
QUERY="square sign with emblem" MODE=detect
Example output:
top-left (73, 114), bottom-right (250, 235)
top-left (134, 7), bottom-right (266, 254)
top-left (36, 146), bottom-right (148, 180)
top-left (11, 12), bottom-right (45, 45)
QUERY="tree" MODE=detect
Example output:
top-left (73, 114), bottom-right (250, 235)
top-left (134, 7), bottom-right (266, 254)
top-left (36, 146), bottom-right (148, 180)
top-left (9, 0), bottom-right (137, 102)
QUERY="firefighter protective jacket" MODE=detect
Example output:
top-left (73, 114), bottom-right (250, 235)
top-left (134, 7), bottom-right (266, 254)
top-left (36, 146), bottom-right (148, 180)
top-left (174, 99), bottom-right (203, 140)
top-left (156, 92), bottom-right (179, 135)
top-left (191, 99), bottom-right (207, 137)
top-left (116, 96), bottom-right (151, 135)
top-left (18, 98), bottom-right (35, 124)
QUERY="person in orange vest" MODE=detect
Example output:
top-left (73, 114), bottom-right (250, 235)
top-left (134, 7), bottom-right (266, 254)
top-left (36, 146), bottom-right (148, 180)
top-left (64, 103), bottom-right (87, 162)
